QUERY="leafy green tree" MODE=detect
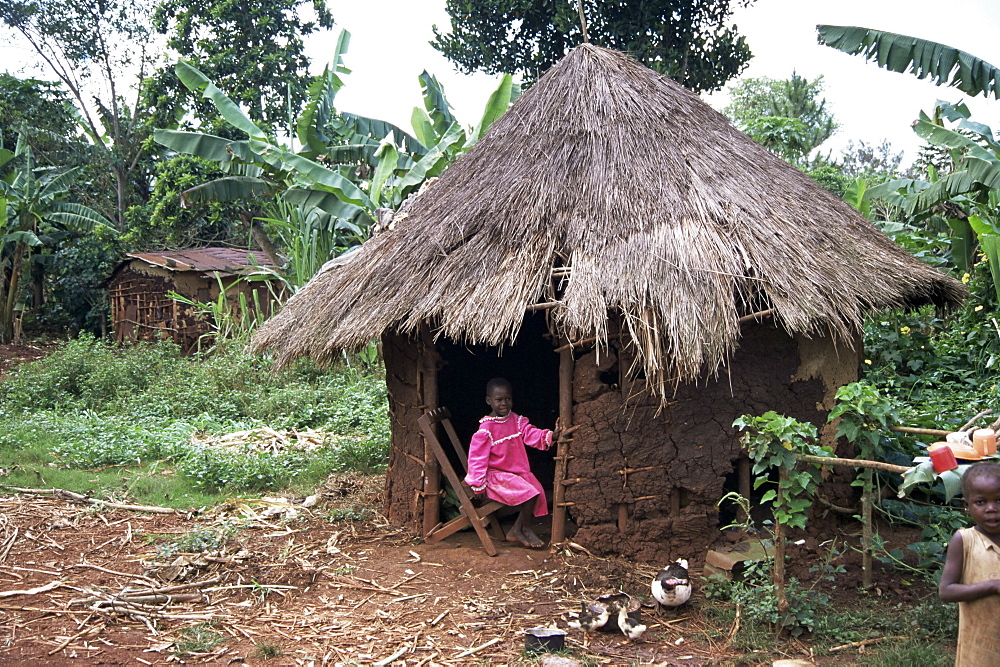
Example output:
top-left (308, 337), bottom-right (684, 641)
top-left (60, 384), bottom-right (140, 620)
top-left (724, 72), bottom-right (838, 164)
top-left (123, 154), bottom-right (248, 250)
top-left (0, 137), bottom-right (114, 343)
top-left (0, 74), bottom-right (82, 164)
top-left (0, 0), bottom-right (158, 228)
top-left (153, 36), bottom-right (520, 283)
top-left (838, 140), bottom-right (903, 179)
top-left (432, 0), bottom-right (755, 92)
top-left (148, 0), bottom-right (334, 132)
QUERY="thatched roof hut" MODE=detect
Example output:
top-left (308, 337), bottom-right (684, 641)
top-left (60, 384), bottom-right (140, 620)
top-left (253, 44), bottom-right (964, 559)
top-left (255, 44), bottom-right (962, 392)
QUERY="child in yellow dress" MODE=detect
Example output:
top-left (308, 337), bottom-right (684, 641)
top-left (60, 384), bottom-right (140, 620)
top-left (939, 461), bottom-right (1000, 666)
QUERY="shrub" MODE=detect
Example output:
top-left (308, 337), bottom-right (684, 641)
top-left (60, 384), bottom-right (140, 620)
top-left (0, 338), bottom-right (390, 498)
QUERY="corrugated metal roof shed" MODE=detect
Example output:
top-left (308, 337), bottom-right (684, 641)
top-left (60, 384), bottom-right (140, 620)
top-left (125, 248), bottom-right (278, 276)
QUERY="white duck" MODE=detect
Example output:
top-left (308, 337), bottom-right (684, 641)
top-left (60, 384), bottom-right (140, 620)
top-left (651, 559), bottom-right (692, 612)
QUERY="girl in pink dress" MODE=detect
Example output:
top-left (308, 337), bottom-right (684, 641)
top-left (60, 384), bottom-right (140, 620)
top-left (465, 378), bottom-right (560, 548)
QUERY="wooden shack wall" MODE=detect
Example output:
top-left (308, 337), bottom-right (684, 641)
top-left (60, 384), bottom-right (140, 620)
top-left (108, 265), bottom-right (206, 350)
top-left (563, 324), bottom-right (859, 563)
top-left (108, 262), bottom-right (280, 352)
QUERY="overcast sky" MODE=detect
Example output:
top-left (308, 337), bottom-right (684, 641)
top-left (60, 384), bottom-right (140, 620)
top-left (318, 0), bottom-right (1000, 165)
top-left (2, 0), bottom-right (997, 166)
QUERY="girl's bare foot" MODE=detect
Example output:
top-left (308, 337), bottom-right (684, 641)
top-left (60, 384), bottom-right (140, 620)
top-left (506, 525), bottom-right (544, 548)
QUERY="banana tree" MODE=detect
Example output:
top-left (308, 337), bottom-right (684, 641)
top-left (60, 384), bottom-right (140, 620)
top-left (819, 26), bottom-right (1000, 296)
top-left (0, 134), bottom-right (114, 343)
top-left (865, 101), bottom-right (1000, 298)
top-left (153, 29), bottom-right (519, 281)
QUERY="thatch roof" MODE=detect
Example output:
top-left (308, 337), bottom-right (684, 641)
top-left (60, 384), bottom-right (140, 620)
top-left (253, 44), bottom-right (965, 394)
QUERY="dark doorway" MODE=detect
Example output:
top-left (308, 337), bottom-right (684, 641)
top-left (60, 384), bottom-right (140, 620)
top-left (436, 313), bottom-right (561, 499)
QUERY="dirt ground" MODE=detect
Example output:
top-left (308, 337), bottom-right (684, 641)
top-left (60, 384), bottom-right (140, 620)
top-left (0, 471), bottom-right (944, 667)
top-left (0, 473), bottom-right (719, 666)
top-left (0, 342), bottom-right (56, 378)
top-left (0, 344), bottom-right (947, 665)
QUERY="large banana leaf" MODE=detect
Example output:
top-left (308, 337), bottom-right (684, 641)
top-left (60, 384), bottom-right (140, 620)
top-left (980, 234), bottom-right (1000, 303)
top-left (370, 140), bottom-right (400, 209)
top-left (326, 141), bottom-right (385, 165)
top-left (843, 177), bottom-right (871, 218)
top-left (912, 111), bottom-right (1000, 166)
top-left (410, 106), bottom-right (438, 149)
top-left (297, 30), bottom-right (352, 157)
top-left (282, 187), bottom-right (370, 225)
top-left (39, 166), bottom-right (84, 200)
top-left (946, 217), bottom-right (977, 273)
top-left (418, 71), bottom-right (457, 137)
top-left (817, 25), bottom-right (1000, 99)
top-left (470, 75), bottom-right (518, 144)
top-left (910, 157), bottom-right (1000, 215)
top-left (46, 202), bottom-right (114, 233)
top-left (0, 230), bottom-right (42, 246)
top-left (337, 113), bottom-right (425, 156)
top-left (179, 176), bottom-right (277, 207)
top-left (153, 129), bottom-right (244, 162)
top-left (261, 146), bottom-right (372, 208)
top-left (175, 61), bottom-right (268, 140)
top-left (397, 122), bottom-right (466, 194)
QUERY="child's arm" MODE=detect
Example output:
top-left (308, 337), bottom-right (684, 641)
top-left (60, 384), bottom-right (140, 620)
top-left (940, 530), bottom-right (1000, 602)
top-left (464, 430), bottom-right (491, 494)
top-left (520, 418), bottom-right (554, 451)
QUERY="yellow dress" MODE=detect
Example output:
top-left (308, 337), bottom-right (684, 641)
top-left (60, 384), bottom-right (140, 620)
top-left (956, 527), bottom-right (1000, 666)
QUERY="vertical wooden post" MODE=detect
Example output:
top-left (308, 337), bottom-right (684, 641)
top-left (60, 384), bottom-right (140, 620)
top-left (862, 467), bottom-right (873, 589)
top-left (773, 467), bottom-right (789, 615)
top-left (549, 345), bottom-right (575, 545)
top-left (617, 503), bottom-right (629, 532)
top-left (420, 325), bottom-right (441, 537)
top-left (738, 455), bottom-right (751, 522)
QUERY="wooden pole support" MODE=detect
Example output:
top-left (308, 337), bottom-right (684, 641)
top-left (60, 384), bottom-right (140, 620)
top-left (862, 467), bottom-right (873, 589)
top-left (890, 426), bottom-right (950, 437)
top-left (793, 454), bottom-right (910, 475)
top-left (550, 345), bottom-right (575, 545)
top-left (738, 455), bottom-right (751, 522)
top-left (420, 326), bottom-right (442, 538)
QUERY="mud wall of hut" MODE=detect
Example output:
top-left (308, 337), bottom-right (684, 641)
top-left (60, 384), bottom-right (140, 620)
top-left (563, 324), bottom-right (859, 562)
top-left (382, 330), bottom-right (431, 531)
top-left (380, 322), bottom-right (859, 560)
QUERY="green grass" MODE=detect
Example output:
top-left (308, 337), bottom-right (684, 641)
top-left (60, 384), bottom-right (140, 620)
top-left (174, 623), bottom-right (225, 655)
top-left (859, 639), bottom-right (952, 666)
top-left (0, 442), bottom-right (220, 510)
top-left (0, 336), bottom-right (390, 508)
top-left (254, 642), bottom-right (282, 660)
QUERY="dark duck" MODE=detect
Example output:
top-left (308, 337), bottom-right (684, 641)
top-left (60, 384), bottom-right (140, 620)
top-left (651, 559), bottom-right (692, 612)
top-left (568, 592), bottom-right (646, 641)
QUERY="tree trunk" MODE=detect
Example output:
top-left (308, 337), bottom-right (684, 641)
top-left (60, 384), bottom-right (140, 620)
top-left (248, 216), bottom-right (283, 267)
top-left (773, 467), bottom-right (789, 616)
top-left (1, 241), bottom-right (28, 344)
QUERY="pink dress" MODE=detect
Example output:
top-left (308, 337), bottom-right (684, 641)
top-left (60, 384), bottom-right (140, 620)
top-left (464, 413), bottom-right (553, 517)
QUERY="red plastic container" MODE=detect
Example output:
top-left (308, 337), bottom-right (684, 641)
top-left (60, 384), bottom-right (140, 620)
top-left (930, 445), bottom-right (959, 473)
